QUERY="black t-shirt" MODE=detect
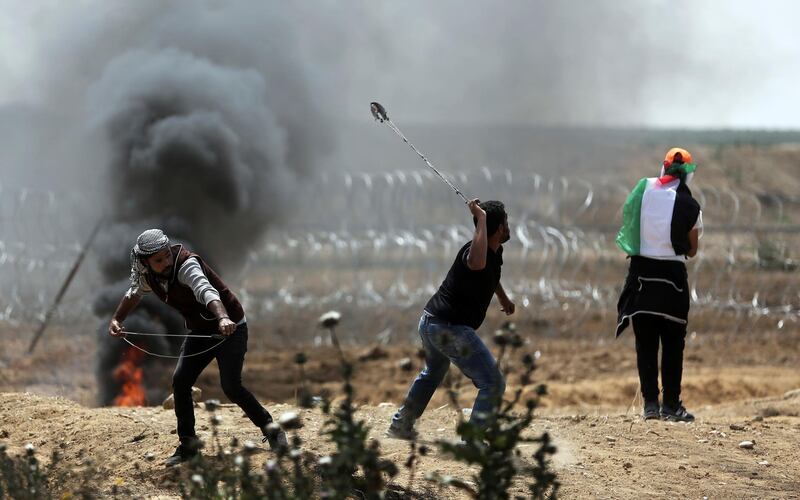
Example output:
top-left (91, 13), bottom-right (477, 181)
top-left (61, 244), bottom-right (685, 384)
top-left (670, 184), bottom-right (701, 256)
top-left (424, 241), bottom-right (503, 329)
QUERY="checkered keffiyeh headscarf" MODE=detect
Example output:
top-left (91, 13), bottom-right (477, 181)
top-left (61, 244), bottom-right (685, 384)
top-left (129, 229), bottom-right (171, 291)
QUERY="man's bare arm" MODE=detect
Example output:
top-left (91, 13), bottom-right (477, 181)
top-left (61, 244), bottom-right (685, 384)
top-left (108, 294), bottom-right (142, 336)
top-left (466, 199), bottom-right (488, 271)
top-left (207, 299), bottom-right (237, 336)
top-left (687, 228), bottom-right (699, 258)
top-left (495, 282), bottom-right (515, 315)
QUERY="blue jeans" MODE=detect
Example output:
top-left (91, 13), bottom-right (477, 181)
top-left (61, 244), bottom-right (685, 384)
top-left (392, 313), bottom-right (505, 428)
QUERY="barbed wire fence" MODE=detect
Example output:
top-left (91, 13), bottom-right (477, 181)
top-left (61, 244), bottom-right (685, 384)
top-left (1, 168), bottom-right (798, 343)
top-left (0, 184), bottom-right (101, 326)
top-left (239, 168), bottom-right (800, 342)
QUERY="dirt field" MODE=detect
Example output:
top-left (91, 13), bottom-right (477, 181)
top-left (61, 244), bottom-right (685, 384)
top-left (1, 143), bottom-right (798, 497)
top-left (2, 319), bottom-right (800, 498)
top-left (1, 387), bottom-right (799, 499)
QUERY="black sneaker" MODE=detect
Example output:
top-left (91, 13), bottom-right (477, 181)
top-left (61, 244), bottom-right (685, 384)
top-left (261, 423), bottom-right (288, 450)
top-left (385, 423), bottom-right (418, 441)
top-left (661, 402), bottom-right (695, 422)
top-left (643, 400), bottom-right (660, 420)
top-left (164, 443), bottom-right (199, 467)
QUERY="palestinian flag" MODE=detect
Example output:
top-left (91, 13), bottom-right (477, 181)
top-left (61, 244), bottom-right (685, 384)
top-left (616, 163), bottom-right (698, 257)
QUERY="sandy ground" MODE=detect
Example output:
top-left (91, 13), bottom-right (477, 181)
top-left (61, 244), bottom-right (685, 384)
top-left (1, 391), bottom-right (799, 499)
top-left (3, 314), bottom-right (800, 409)
top-left (2, 322), bottom-right (800, 498)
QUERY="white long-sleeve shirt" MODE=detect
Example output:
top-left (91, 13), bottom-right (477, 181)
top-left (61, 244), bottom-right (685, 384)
top-left (125, 257), bottom-right (221, 305)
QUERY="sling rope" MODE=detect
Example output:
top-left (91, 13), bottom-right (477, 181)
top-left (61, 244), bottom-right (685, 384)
top-left (119, 331), bottom-right (228, 359)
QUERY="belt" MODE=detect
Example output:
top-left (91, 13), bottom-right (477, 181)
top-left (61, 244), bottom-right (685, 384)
top-left (422, 311), bottom-right (452, 326)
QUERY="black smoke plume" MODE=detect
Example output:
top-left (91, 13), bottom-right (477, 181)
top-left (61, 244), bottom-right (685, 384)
top-left (78, 3), bottom-right (345, 405)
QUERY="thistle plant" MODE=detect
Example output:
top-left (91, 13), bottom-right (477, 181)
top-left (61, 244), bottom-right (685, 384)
top-left (319, 310), bottom-right (345, 363)
top-left (0, 442), bottom-right (105, 499)
top-left (318, 360), bottom-right (399, 499)
top-left (294, 352), bottom-right (314, 408)
top-left (174, 311), bottom-right (400, 499)
top-left (430, 328), bottom-right (560, 499)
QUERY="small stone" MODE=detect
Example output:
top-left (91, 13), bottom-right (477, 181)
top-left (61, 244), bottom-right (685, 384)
top-left (605, 436), bottom-right (617, 442)
top-left (782, 388), bottom-right (800, 399)
top-left (758, 460), bottom-right (770, 466)
top-left (738, 441), bottom-right (755, 449)
top-left (162, 387), bottom-right (202, 410)
top-left (144, 452), bottom-right (155, 461)
top-left (759, 407), bottom-right (781, 418)
top-left (678, 465), bottom-right (686, 470)
top-left (378, 402), bottom-right (394, 408)
top-left (698, 439), bottom-right (709, 443)
top-left (729, 424), bottom-right (745, 431)
top-left (357, 346), bottom-right (388, 362)
top-left (623, 462), bottom-right (632, 469)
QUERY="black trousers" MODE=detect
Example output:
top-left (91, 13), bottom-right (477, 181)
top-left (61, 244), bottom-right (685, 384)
top-left (632, 314), bottom-right (687, 409)
top-left (172, 323), bottom-right (272, 441)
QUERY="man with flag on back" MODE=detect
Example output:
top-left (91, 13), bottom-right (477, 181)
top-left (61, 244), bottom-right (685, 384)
top-left (615, 148), bottom-right (703, 422)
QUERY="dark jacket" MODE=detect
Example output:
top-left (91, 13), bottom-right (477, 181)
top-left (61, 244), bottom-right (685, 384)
top-left (145, 245), bottom-right (244, 331)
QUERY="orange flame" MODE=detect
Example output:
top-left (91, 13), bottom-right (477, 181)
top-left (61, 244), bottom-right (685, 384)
top-left (113, 347), bottom-right (147, 407)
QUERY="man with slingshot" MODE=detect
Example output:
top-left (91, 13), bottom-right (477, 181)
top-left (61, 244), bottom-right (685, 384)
top-left (369, 102), bottom-right (514, 438)
top-left (388, 199), bottom-right (515, 439)
top-left (108, 229), bottom-right (287, 466)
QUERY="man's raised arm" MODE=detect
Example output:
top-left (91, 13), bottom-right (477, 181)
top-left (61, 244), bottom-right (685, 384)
top-left (465, 199), bottom-right (488, 270)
